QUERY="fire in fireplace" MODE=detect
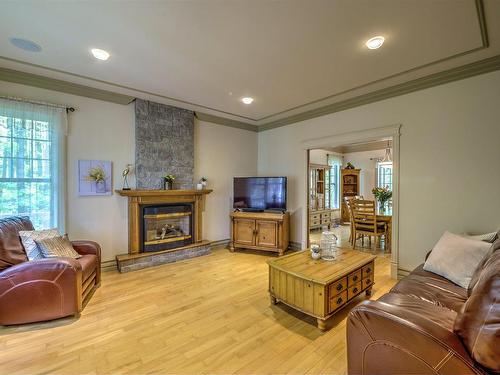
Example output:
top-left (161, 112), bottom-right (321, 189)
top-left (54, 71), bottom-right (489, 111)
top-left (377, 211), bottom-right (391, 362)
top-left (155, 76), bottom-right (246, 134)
top-left (141, 203), bottom-right (194, 252)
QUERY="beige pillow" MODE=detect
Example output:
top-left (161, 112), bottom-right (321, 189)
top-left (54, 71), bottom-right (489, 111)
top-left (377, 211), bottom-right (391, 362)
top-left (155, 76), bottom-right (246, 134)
top-left (423, 231), bottom-right (491, 289)
top-left (35, 235), bottom-right (81, 259)
top-left (19, 229), bottom-right (59, 261)
top-left (463, 231), bottom-right (498, 243)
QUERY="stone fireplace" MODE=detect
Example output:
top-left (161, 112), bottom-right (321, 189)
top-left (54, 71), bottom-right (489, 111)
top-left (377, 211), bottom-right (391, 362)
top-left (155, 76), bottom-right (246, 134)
top-left (115, 189), bottom-right (212, 272)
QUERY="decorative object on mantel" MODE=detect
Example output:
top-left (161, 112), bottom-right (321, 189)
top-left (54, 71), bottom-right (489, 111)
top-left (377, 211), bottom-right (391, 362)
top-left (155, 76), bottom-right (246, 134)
top-left (345, 162), bottom-right (355, 169)
top-left (372, 186), bottom-right (392, 213)
top-left (121, 164), bottom-right (133, 190)
top-left (78, 160), bottom-right (112, 196)
top-left (197, 177), bottom-right (207, 190)
top-left (163, 174), bottom-right (175, 190)
top-left (115, 189), bottom-right (213, 272)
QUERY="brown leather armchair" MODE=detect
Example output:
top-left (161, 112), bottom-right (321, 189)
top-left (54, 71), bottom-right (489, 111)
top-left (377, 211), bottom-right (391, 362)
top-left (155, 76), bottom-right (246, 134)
top-left (347, 240), bottom-right (500, 375)
top-left (0, 216), bottom-right (101, 325)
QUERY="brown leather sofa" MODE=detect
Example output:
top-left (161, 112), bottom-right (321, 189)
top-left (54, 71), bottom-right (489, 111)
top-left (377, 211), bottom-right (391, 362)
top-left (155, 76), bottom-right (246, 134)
top-left (0, 216), bottom-right (101, 325)
top-left (347, 241), bottom-right (500, 375)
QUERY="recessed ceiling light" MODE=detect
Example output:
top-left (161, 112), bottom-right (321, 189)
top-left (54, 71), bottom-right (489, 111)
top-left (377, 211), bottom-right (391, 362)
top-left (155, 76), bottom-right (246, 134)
top-left (91, 48), bottom-right (110, 61)
top-left (9, 37), bottom-right (42, 52)
top-left (241, 97), bottom-right (254, 105)
top-left (365, 36), bottom-right (385, 50)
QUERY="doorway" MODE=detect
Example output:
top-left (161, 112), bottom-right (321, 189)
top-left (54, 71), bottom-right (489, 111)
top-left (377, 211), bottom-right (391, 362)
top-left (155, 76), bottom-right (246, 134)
top-left (303, 125), bottom-right (400, 278)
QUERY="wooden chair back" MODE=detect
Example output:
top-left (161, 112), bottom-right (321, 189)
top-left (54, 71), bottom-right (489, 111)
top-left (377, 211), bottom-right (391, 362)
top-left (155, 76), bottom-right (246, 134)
top-left (352, 200), bottom-right (377, 233)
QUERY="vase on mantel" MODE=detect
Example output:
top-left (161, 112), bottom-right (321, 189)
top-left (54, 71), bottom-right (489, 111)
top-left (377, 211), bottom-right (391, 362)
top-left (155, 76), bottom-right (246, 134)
top-left (163, 178), bottom-right (173, 190)
top-left (379, 201), bottom-right (387, 214)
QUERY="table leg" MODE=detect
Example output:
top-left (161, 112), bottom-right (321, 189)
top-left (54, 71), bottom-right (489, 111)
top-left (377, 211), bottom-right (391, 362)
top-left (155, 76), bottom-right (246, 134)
top-left (317, 318), bottom-right (327, 331)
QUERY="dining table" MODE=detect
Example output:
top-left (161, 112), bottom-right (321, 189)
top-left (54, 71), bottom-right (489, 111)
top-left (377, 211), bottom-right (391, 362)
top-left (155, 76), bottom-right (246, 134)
top-left (376, 207), bottom-right (392, 252)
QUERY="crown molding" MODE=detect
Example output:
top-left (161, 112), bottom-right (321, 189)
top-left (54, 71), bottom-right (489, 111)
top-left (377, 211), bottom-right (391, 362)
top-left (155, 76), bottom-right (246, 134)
top-left (258, 54), bottom-right (500, 132)
top-left (0, 67), bottom-right (134, 105)
top-left (194, 112), bottom-right (258, 132)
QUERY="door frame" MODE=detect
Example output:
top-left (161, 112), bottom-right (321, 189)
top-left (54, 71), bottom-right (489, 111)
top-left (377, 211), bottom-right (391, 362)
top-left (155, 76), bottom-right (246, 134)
top-left (303, 124), bottom-right (401, 279)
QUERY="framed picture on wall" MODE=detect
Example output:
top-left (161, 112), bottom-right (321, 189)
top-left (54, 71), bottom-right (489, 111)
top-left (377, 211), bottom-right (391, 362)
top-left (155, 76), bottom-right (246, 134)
top-left (78, 160), bottom-right (112, 196)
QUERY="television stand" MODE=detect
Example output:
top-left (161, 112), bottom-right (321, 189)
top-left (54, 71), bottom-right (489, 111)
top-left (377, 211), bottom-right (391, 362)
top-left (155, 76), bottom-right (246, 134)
top-left (229, 211), bottom-right (290, 256)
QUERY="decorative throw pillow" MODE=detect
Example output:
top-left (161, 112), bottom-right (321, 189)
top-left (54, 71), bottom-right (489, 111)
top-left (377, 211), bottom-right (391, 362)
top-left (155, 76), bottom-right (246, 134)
top-left (463, 231), bottom-right (498, 243)
top-left (35, 235), bottom-right (81, 259)
top-left (423, 231), bottom-right (491, 289)
top-left (19, 229), bottom-right (59, 261)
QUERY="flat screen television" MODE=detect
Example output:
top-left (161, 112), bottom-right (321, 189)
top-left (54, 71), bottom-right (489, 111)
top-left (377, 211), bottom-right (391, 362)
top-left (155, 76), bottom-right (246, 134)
top-left (233, 177), bottom-right (287, 211)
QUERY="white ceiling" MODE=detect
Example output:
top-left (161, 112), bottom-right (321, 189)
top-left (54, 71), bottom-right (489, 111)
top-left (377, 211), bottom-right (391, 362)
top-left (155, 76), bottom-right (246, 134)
top-left (1, 0), bottom-right (499, 126)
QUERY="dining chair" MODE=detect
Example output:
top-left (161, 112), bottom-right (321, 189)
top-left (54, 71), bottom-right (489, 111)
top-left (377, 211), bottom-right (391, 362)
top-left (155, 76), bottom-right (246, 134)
top-left (351, 200), bottom-right (387, 251)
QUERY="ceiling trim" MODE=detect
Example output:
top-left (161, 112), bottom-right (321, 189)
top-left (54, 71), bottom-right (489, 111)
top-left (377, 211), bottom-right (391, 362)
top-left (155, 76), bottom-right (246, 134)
top-left (0, 0), bottom-right (489, 124)
top-left (194, 112), bottom-right (258, 132)
top-left (0, 66), bottom-right (134, 105)
top-left (259, 0), bottom-right (488, 122)
top-left (258, 54), bottom-right (500, 132)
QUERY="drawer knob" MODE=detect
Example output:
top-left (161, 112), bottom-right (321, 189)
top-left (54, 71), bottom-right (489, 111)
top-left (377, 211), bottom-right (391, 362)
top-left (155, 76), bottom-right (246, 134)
top-left (336, 284), bottom-right (342, 291)
top-left (366, 268), bottom-right (371, 273)
top-left (366, 279), bottom-right (371, 285)
top-left (337, 297), bottom-right (343, 305)
top-left (353, 288), bottom-right (358, 294)
top-left (353, 275), bottom-right (358, 282)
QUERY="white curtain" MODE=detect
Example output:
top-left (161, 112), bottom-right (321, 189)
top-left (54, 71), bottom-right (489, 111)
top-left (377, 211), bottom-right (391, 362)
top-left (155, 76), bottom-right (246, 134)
top-left (0, 98), bottom-right (67, 231)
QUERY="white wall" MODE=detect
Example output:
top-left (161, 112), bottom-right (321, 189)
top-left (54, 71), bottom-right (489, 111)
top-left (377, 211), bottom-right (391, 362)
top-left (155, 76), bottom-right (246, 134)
top-left (194, 120), bottom-right (257, 241)
top-left (258, 70), bottom-right (500, 271)
top-left (309, 149), bottom-right (330, 165)
top-left (343, 149), bottom-right (386, 199)
top-left (0, 81), bottom-right (257, 263)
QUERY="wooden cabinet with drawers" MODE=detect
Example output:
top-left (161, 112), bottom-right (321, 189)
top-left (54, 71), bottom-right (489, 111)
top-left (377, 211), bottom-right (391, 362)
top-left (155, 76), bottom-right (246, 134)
top-left (230, 211), bottom-right (290, 255)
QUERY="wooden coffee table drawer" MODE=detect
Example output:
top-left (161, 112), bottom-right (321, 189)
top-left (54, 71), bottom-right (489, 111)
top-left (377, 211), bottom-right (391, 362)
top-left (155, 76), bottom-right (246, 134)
top-left (328, 277), bottom-right (347, 296)
top-left (363, 276), bottom-right (373, 289)
top-left (348, 270), bottom-right (361, 285)
top-left (348, 282), bottom-right (362, 299)
top-left (329, 290), bottom-right (347, 313)
top-left (362, 262), bottom-right (374, 278)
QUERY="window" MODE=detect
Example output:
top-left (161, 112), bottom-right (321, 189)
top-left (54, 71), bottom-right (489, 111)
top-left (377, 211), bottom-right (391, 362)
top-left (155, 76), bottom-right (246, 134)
top-left (377, 162), bottom-right (393, 191)
top-left (0, 99), bottom-right (66, 230)
top-left (327, 154), bottom-right (341, 209)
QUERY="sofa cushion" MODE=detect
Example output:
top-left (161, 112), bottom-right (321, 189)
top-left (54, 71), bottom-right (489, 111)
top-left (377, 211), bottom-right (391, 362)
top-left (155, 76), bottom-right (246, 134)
top-left (77, 254), bottom-right (98, 282)
top-left (0, 216), bottom-right (32, 271)
top-left (378, 292), bottom-right (458, 329)
top-left (424, 231), bottom-right (491, 289)
top-left (390, 265), bottom-right (467, 312)
top-left (454, 251), bottom-right (500, 373)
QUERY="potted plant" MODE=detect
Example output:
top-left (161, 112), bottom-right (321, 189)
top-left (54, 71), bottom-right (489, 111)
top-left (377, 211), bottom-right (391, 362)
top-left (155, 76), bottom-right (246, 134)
top-left (163, 174), bottom-right (175, 190)
top-left (86, 165), bottom-right (107, 193)
top-left (372, 186), bottom-right (392, 213)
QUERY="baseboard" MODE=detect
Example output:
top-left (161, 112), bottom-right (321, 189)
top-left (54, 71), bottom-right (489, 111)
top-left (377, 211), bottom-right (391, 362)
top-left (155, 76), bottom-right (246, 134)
top-left (289, 241), bottom-right (302, 251)
top-left (211, 238), bottom-right (230, 248)
top-left (397, 267), bottom-right (412, 279)
top-left (101, 259), bottom-right (117, 272)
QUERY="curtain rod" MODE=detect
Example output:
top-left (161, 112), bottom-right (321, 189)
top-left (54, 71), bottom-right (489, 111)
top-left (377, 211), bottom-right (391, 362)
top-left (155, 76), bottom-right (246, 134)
top-left (0, 95), bottom-right (75, 113)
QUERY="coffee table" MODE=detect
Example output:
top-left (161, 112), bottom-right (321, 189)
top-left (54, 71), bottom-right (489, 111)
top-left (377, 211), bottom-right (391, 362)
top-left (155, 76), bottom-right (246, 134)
top-left (267, 248), bottom-right (376, 330)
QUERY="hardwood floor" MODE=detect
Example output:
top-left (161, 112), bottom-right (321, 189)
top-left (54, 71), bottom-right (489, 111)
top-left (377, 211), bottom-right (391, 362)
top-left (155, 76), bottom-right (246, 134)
top-left (0, 246), bottom-right (396, 375)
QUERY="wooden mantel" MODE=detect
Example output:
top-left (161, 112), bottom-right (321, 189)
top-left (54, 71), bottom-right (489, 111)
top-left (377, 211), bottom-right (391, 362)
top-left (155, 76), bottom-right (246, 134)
top-left (115, 189), bottom-right (212, 254)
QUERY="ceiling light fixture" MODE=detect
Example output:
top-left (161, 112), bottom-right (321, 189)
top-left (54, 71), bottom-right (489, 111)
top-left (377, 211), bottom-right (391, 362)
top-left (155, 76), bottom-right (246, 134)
top-left (91, 48), bottom-right (110, 61)
top-left (9, 37), bottom-right (42, 52)
top-left (365, 36), bottom-right (385, 50)
top-left (381, 140), bottom-right (393, 164)
top-left (241, 97), bottom-right (254, 105)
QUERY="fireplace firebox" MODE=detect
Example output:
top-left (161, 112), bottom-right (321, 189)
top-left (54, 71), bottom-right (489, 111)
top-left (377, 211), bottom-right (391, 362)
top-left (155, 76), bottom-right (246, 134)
top-left (141, 203), bottom-right (194, 252)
